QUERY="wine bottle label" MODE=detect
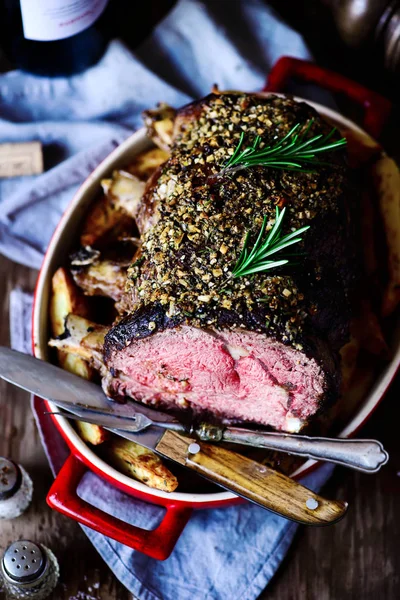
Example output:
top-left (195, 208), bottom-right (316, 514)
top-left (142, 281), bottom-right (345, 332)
top-left (20, 0), bottom-right (108, 42)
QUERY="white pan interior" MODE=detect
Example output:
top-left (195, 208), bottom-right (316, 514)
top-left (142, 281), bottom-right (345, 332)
top-left (33, 96), bottom-right (400, 503)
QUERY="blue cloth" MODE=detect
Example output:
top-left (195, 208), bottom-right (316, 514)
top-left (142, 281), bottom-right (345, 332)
top-left (78, 466), bottom-right (333, 600)
top-left (3, 1), bottom-right (335, 598)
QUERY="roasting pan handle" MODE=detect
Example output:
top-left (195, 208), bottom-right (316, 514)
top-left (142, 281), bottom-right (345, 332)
top-left (264, 56), bottom-right (391, 139)
top-left (46, 454), bottom-right (192, 561)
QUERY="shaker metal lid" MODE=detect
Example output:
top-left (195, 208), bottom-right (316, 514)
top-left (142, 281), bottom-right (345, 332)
top-left (0, 457), bottom-right (22, 501)
top-left (2, 541), bottom-right (47, 583)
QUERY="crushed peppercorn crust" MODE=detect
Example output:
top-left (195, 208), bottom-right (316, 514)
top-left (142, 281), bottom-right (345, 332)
top-left (125, 93), bottom-right (350, 349)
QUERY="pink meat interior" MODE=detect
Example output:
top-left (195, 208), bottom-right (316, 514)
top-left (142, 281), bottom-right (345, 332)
top-left (107, 326), bottom-right (325, 432)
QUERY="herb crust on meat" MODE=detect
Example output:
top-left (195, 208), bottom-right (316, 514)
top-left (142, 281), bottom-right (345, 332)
top-left (104, 93), bottom-right (358, 433)
top-left (116, 93), bottom-right (352, 349)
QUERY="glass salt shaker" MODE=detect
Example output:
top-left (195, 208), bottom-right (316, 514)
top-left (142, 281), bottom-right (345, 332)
top-left (0, 541), bottom-right (59, 599)
top-left (0, 457), bottom-right (33, 520)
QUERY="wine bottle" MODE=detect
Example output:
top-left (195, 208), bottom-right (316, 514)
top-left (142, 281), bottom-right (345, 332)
top-left (0, 0), bottom-right (112, 76)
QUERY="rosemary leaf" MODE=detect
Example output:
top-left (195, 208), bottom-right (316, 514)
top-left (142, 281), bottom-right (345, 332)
top-left (219, 119), bottom-right (346, 177)
top-left (231, 206), bottom-right (310, 279)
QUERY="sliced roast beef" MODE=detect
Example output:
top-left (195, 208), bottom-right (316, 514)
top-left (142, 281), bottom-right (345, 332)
top-left (104, 92), bottom-right (357, 432)
top-left (104, 309), bottom-right (338, 432)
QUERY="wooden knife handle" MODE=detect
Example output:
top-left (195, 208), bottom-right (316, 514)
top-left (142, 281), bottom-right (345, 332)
top-left (156, 430), bottom-right (348, 526)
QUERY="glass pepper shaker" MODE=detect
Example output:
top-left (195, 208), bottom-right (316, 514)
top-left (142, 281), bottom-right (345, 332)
top-left (0, 541), bottom-right (59, 599)
top-left (0, 457), bottom-right (33, 520)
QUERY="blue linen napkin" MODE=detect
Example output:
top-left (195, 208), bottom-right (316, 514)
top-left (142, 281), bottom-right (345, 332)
top-left (3, 1), bottom-right (336, 597)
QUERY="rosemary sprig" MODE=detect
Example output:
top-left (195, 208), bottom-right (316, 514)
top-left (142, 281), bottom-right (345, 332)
top-left (220, 119), bottom-right (346, 177)
top-left (231, 206), bottom-right (309, 279)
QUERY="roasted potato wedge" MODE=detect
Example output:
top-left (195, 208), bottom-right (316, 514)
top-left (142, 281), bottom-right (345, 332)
top-left (143, 103), bottom-right (176, 151)
top-left (49, 270), bottom-right (108, 445)
top-left (59, 353), bottom-right (94, 380)
top-left (372, 155), bottom-right (400, 316)
top-left (127, 147), bottom-right (169, 180)
top-left (72, 260), bottom-right (127, 301)
top-left (75, 421), bottom-right (109, 445)
top-left (50, 267), bottom-right (93, 380)
top-left (81, 326), bottom-right (108, 354)
top-left (101, 170), bottom-right (145, 218)
top-left (49, 313), bottom-right (107, 374)
top-left (50, 267), bottom-right (90, 334)
top-left (80, 194), bottom-right (127, 247)
top-left (104, 437), bottom-right (178, 492)
top-left (80, 170), bottom-right (145, 247)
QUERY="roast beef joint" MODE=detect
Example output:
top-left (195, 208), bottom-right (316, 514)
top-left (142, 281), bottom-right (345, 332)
top-left (103, 92), bottom-right (357, 433)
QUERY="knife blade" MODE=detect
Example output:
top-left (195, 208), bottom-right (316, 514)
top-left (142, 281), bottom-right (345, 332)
top-left (0, 347), bottom-right (348, 525)
top-left (0, 347), bottom-right (183, 431)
